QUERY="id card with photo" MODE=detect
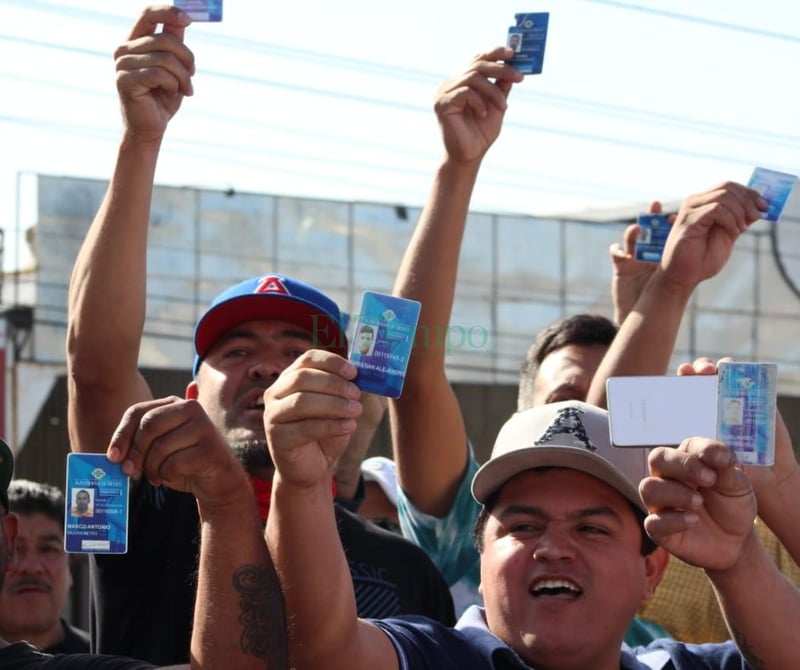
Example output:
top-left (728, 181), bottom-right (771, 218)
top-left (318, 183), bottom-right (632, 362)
top-left (507, 12), bottom-right (549, 75)
top-left (349, 292), bottom-right (421, 398)
top-left (634, 213), bottom-right (670, 263)
top-left (64, 453), bottom-right (130, 554)
top-left (174, 0), bottom-right (223, 21)
top-left (716, 361), bottom-right (777, 466)
top-left (747, 167), bottom-right (796, 222)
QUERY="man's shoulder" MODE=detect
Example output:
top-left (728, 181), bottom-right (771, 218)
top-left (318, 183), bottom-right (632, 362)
top-left (373, 610), bottom-right (513, 669)
top-left (627, 638), bottom-right (742, 669)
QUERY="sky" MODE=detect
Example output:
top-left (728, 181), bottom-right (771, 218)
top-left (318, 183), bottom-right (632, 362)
top-left (1, 0), bottom-right (799, 271)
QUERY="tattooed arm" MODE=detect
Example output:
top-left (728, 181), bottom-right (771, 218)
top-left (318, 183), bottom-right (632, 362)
top-left (106, 396), bottom-right (286, 669)
top-left (191, 490), bottom-right (287, 670)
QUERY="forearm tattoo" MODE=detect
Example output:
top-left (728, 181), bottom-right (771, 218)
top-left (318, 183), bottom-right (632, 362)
top-left (731, 624), bottom-right (765, 670)
top-left (234, 564), bottom-right (289, 668)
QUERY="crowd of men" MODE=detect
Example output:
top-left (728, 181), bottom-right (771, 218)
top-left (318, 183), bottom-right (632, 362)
top-left (2, 4), bottom-right (799, 670)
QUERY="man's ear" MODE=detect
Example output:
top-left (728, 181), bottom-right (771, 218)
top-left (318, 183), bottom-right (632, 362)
top-left (642, 547), bottom-right (670, 601)
top-left (185, 380), bottom-right (199, 400)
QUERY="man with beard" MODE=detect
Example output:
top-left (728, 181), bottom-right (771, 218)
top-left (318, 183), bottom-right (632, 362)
top-left (65, 5), bottom-right (453, 665)
top-left (0, 480), bottom-right (90, 654)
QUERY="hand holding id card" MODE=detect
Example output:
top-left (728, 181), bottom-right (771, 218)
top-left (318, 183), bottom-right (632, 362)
top-left (349, 292), bottom-right (421, 398)
top-left (65, 453), bottom-right (130, 554)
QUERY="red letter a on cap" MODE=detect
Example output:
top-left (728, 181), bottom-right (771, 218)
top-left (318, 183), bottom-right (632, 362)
top-left (255, 276), bottom-right (289, 295)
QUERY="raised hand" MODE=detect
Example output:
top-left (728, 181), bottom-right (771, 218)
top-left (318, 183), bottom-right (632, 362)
top-left (610, 201), bottom-right (672, 324)
top-left (114, 4), bottom-right (195, 142)
top-left (434, 46), bottom-right (523, 164)
top-left (641, 438), bottom-right (756, 571)
top-left (660, 182), bottom-right (766, 294)
top-left (107, 395), bottom-right (249, 508)
top-left (262, 351), bottom-right (362, 490)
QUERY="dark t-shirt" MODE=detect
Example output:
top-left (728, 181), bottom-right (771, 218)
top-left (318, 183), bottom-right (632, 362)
top-left (91, 481), bottom-right (454, 665)
top-left (45, 621), bottom-right (91, 655)
top-left (373, 607), bottom-right (750, 670)
top-left (0, 641), bottom-right (155, 669)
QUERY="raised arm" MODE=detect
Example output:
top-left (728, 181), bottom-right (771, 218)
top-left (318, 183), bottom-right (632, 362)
top-left (67, 5), bottom-right (194, 453)
top-left (263, 351), bottom-right (397, 670)
top-left (609, 201), bottom-right (667, 325)
top-left (587, 182), bottom-right (767, 408)
top-left (643, 438), bottom-right (800, 668)
top-left (390, 47), bottom-right (522, 515)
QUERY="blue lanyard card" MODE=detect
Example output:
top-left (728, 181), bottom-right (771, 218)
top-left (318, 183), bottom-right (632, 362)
top-left (507, 12), bottom-right (550, 75)
top-left (349, 292), bottom-right (421, 398)
top-left (634, 213), bottom-right (670, 263)
top-left (716, 361), bottom-right (777, 466)
top-left (64, 453), bottom-right (130, 554)
top-left (174, 0), bottom-right (223, 22)
top-left (748, 167), bottom-right (796, 222)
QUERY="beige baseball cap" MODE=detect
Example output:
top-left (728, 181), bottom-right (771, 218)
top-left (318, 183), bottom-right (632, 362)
top-left (471, 401), bottom-right (649, 513)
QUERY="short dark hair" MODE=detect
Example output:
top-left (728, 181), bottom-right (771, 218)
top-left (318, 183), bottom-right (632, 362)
top-left (473, 477), bottom-right (657, 557)
top-left (517, 314), bottom-right (618, 411)
top-left (8, 479), bottom-right (65, 527)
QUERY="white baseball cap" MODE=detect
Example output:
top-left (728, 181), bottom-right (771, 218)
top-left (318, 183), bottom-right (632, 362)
top-left (361, 456), bottom-right (399, 507)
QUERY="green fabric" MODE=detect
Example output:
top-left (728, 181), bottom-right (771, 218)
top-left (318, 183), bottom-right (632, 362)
top-left (625, 616), bottom-right (672, 646)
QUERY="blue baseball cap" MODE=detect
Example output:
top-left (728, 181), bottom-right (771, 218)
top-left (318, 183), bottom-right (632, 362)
top-left (0, 438), bottom-right (13, 512)
top-left (192, 274), bottom-right (348, 375)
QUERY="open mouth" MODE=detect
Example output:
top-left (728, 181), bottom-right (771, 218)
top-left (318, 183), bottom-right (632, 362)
top-left (530, 578), bottom-right (582, 598)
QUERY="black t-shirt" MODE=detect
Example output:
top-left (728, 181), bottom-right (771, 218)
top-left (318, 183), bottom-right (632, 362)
top-left (45, 621), bottom-right (91, 655)
top-left (335, 505), bottom-right (455, 625)
top-left (91, 481), bottom-right (454, 665)
top-left (0, 641), bottom-right (155, 669)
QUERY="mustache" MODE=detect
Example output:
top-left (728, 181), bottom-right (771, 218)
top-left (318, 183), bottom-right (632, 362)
top-left (7, 576), bottom-right (52, 593)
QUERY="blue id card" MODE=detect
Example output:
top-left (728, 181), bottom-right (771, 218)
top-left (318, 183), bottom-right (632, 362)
top-left (174, 0), bottom-right (223, 21)
top-left (349, 292), bottom-right (421, 398)
top-left (747, 167), bottom-right (796, 222)
top-left (716, 361), bottom-right (777, 466)
top-left (507, 13), bottom-right (549, 75)
top-left (634, 213), bottom-right (670, 263)
top-left (64, 454), bottom-right (130, 553)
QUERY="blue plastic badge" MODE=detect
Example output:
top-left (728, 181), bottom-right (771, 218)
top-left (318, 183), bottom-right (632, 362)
top-left (634, 213), bottom-right (670, 263)
top-left (716, 362), bottom-right (777, 466)
top-left (748, 167), bottom-right (796, 222)
top-left (174, 0), bottom-right (223, 22)
top-left (507, 12), bottom-right (549, 75)
top-left (64, 453), bottom-right (129, 554)
top-left (349, 292), bottom-right (421, 398)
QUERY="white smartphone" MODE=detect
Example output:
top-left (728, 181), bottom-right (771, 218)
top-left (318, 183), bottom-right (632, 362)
top-left (606, 375), bottom-right (717, 448)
